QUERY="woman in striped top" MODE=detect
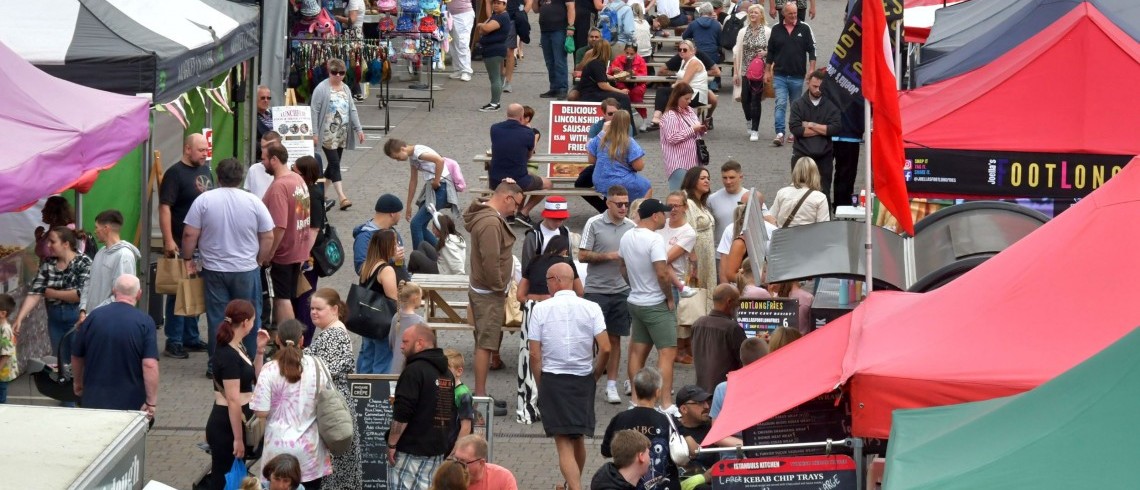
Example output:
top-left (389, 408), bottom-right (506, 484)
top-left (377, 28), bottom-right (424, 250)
top-left (659, 82), bottom-right (708, 191)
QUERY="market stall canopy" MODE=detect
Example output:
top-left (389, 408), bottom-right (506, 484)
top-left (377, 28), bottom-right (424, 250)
top-left (914, 0), bottom-right (1140, 86)
top-left (903, 0), bottom-right (966, 44)
top-left (883, 326), bottom-right (1140, 490)
top-left (0, 0), bottom-right (258, 104)
top-left (0, 40), bottom-right (149, 213)
top-left (902, 3), bottom-right (1140, 155)
top-left (704, 156), bottom-right (1140, 444)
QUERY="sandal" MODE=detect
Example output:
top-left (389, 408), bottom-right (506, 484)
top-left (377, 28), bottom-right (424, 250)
top-left (490, 352), bottom-right (505, 370)
top-left (339, 198), bottom-right (353, 211)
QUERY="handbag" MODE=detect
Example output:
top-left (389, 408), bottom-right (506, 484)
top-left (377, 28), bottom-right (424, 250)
top-left (155, 257), bottom-right (186, 294)
top-left (665, 410), bottom-right (691, 466)
top-left (311, 222), bottom-right (345, 278)
top-left (174, 275), bottom-right (206, 316)
top-left (312, 356), bottom-right (355, 455)
top-left (763, 80), bottom-right (776, 99)
top-left (695, 138), bottom-right (710, 165)
top-left (782, 189), bottom-right (814, 228)
top-left (345, 264), bottom-right (398, 339)
top-left (504, 282), bottom-right (523, 328)
top-left (676, 288), bottom-right (709, 326)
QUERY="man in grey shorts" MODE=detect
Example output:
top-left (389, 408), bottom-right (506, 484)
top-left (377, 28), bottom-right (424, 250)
top-left (618, 198), bottom-right (680, 414)
top-left (578, 185), bottom-right (636, 404)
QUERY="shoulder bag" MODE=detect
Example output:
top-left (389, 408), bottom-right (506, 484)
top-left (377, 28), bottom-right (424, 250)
top-left (782, 189), bottom-right (813, 228)
top-left (312, 356), bottom-right (355, 455)
top-left (311, 221), bottom-right (345, 278)
top-left (345, 263), bottom-right (398, 339)
top-left (685, 111), bottom-right (711, 165)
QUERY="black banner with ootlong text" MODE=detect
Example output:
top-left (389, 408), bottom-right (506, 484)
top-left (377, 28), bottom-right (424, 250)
top-left (904, 148), bottom-right (1133, 198)
top-left (822, 0), bottom-right (904, 139)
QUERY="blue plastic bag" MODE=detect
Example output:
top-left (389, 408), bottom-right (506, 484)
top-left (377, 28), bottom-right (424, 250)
top-left (224, 458), bottom-right (248, 490)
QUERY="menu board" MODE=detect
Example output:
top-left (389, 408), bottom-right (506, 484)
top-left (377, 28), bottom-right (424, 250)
top-left (547, 101), bottom-right (603, 154)
top-left (348, 374), bottom-right (400, 490)
top-left (737, 299), bottom-right (799, 338)
top-left (742, 391), bottom-right (851, 457)
top-left (711, 455), bottom-right (857, 490)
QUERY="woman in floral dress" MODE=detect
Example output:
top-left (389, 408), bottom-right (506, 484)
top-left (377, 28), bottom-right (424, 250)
top-left (305, 288), bottom-right (361, 489)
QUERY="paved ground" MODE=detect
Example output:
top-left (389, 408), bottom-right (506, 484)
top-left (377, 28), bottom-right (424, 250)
top-left (8, 1), bottom-right (855, 487)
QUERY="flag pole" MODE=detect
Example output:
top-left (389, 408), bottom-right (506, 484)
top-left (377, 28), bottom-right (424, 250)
top-left (864, 98), bottom-right (874, 293)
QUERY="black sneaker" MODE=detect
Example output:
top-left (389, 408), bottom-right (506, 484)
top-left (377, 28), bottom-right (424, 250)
top-left (184, 341), bottom-right (208, 352)
top-left (554, 91), bottom-right (568, 100)
top-left (514, 212), bottom-right (534, 226)
top-left (494, 399), bottom-right (507, 408)
top-left (324, 199), bottom-right (336, 212)
top-left (493, 405), bottom-right (508, 416)
top-left (479, 103), bottom-right (501, 112)
top-left (205, 367), bottom-right (213, 379)
top-left (539, 90), bottom-right (557, 98)
top-left (163, 345), bottom-right (189, 359)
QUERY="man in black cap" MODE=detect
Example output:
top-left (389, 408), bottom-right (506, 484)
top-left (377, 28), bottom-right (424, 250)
top-left (674, 384), bottom-right (743, 485)
top-left (352, 193), bottom-right (408, 277)
top-left (618, 198), bottom-right (681, 414)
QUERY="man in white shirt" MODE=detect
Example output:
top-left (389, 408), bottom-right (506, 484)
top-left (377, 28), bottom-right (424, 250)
top-left (618, 198), bottom-right (681, 413)
top-left (244, 131), bottom-right (280, 199)
top-left (530, 262), bottom-right (611, 490)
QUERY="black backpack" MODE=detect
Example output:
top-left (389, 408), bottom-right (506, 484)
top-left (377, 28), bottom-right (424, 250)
top-left (720, 10), bottom-right (746, 50)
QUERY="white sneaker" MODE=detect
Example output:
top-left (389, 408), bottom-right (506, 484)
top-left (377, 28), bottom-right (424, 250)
top-left (749, 130), bottom-right (759, 142)
top-left (605, 384), bottom-right (621, 404)
top-left (449, 71), bottom-right (464, 79)
top-left (624, 380), bottom-right (632, 396)
top-left (503, 82), bottom-right (513, 93)
top-left (460, 73), bottom-right (471, 82)
top-left (662, 404), bottom-right (681, 417)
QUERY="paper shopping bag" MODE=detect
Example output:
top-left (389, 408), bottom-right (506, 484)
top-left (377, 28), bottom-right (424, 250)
top-left (174, 276), bottom-right (206, 317)
top-left (155, 257), bottom-right (186, 294)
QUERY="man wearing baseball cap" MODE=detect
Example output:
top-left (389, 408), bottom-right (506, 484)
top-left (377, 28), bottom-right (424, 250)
top-left (674, 384), bottom-right (743, 485)
top-left (521, 196), bottom-right (572, 270)
top-left (618, 198), bottom-right (681, 414)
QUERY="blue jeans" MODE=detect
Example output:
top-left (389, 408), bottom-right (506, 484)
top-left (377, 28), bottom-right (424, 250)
top-left (163, 295), bottom-right (202, 349)
top-left (773, 74), bottom-right (805, 135)
top-left (541, 30), bottom-right (569, 93)
top-left (0, 381), bottom-right (6, 403)
top-left (357, 337), bottom-right (393, 374)
top-left (410, 181), bottom-right (450, 250)
top-left (46, 303), bottom-right (79, 361)
top-left (201, 268), bottom-right (263, 371)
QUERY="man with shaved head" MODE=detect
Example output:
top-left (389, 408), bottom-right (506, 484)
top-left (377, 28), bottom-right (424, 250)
top-left (489, 103), bottom-right (552, 222)
top-left (72, 274), bottom-right (160, 418)
top-left (159, 133), bottom-right (214, 361)
top-left (389, 321), bottom-right (455, 490)
top-left (529, 262), bottom-right (611, 490)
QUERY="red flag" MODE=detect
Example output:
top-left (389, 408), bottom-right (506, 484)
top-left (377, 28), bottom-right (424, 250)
top-left (862, 0), bottom-right (915, 235)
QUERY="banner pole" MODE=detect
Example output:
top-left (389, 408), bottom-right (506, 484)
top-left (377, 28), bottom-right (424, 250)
top-left (894, 21), bottom-right (903, 90)
top-left (864, 99), bottom-right (874, 293)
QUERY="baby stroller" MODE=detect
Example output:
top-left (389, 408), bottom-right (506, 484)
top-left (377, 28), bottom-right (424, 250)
top-left (27, 327), bottom-right (80, 404)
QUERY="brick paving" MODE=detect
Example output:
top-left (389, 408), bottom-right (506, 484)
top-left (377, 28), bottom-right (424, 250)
top-left (7, 1), bottom-right (852, 487)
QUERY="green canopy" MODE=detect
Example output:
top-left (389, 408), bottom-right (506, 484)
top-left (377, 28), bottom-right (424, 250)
top-left (883, 326), bottom-right (1140, 489)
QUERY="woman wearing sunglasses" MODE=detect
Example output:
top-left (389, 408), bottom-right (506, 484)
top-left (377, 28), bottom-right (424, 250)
top-left (310, 58), bottom-right (365, 211)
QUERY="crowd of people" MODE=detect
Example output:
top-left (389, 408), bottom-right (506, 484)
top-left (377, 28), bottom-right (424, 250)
top-left (0, 0), bottom-right (857, 488)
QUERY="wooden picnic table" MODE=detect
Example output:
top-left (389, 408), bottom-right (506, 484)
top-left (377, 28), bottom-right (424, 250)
top-left (414, 274), bottom-right (472, 324)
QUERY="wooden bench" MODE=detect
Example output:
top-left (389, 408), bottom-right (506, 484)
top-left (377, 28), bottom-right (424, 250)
top-left (477, 187), bottom-right (602, 198)
top-left (478, 175), bottom-right (579, 186)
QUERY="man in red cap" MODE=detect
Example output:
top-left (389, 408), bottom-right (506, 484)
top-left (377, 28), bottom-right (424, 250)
top-left (520, 195), bottom-right (572, 268)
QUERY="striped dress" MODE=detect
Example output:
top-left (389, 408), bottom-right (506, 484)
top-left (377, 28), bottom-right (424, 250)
top-left (660, 106), bottom-right (703, 177)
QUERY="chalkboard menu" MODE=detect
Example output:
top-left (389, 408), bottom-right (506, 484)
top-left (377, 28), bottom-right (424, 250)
top-left (742, 391), bottom-right (851, 457)
top-left (737, 299), bottom-right (799, 338)
top-left (711, 455), bottom-right (857, 490)
top-left (348, 374), bottom-right (400, 490)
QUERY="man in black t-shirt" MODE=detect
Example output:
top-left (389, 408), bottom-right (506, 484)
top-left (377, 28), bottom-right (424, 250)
top-left (602, 367), bottom-right (681, 490)
top-left (159, 134), bottom-right (214, 361)
top-left (535, 0), bottom-right (576, 98)
top-left (674, 384), bottom-right (743, 488)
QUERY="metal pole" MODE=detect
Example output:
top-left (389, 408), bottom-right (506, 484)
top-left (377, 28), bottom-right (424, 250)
top-left (854, 437), bottom-right (865, 490)
top-left (139, 129), bottom-right (154, 314)
top-left (894, 22), bottom-right (903, 90)
top-left (864, 97), bottom-right (874, 292)
top-left (696, 438), bottom-right (853, 454)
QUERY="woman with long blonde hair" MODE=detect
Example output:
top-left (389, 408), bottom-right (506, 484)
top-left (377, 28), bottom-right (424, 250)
top-left (588, 110), bottom-right (652, 199)
top-left (733, 4), bottom-right (771, 141)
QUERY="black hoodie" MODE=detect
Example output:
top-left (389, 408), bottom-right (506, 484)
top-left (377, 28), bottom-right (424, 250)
top-left (392, 347), bottom-right (455, 456)
top-left (591, 462), bottom-right (639, 490)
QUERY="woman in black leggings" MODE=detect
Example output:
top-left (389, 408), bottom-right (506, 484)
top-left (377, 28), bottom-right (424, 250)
top-left (206, 300), bottom-right (267, 490)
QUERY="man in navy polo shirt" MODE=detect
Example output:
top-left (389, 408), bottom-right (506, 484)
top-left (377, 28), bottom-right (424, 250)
top-left (489, 103), bottom-right (551, 224)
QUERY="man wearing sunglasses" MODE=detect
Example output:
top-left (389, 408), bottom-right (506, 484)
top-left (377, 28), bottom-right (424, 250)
top-left (579, 185), bottom-right (637, 404)
top-left (451, 434), bottom-right (517, 489)
top-left (255, 85), bottom-right (272, 143)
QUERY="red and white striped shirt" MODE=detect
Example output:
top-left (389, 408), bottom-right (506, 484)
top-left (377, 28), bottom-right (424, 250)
top-left (660, 107), bottom-right (703, 177)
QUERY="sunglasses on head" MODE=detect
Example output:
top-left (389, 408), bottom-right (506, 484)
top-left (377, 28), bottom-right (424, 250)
top-left (330, 70), bottom-right (346, 76)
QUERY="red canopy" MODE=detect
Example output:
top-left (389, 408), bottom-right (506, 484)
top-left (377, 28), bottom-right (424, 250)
top-left (706, 156), bottom-right (1140, 443)
top-left (900, 4), bottom-right (1140, 155)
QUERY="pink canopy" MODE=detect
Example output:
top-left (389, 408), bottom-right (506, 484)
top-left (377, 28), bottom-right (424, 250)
top-left (0, 39), bottom-right (149, 213)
